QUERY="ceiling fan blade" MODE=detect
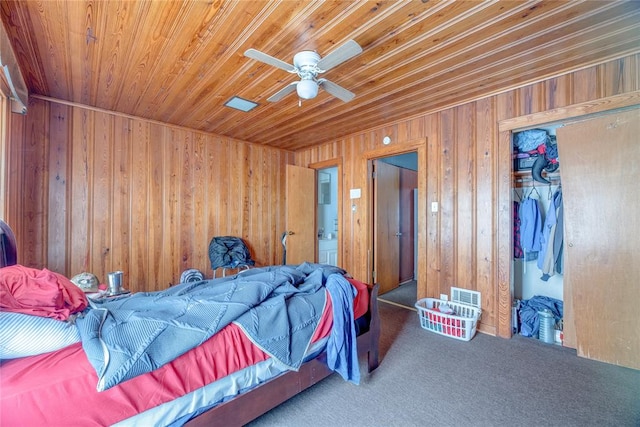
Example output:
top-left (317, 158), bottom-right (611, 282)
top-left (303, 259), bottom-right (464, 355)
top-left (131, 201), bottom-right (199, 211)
top-left (267, 81), bottom-right (298, 102)
top-left (244, 49), bottom-right (296, 73)
top-left (318, 79), bottom-right (355, 102)
top-left (316, 39), bottom-right (362, 71)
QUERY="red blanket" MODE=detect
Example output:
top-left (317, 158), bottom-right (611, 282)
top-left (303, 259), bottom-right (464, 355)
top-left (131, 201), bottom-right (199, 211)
top-left (0, 281), bottom-right (370, 425)
top-left (0, 265), bottom-right (87, 320)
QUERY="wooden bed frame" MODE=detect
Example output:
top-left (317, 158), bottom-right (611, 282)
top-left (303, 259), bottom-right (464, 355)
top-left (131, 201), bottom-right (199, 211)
top-left (186, 282), bottom-right (380, 427)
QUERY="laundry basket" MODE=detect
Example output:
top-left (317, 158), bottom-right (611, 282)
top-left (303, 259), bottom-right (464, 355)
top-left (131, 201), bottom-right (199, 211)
top-left (415, 288), bottom-right (481, 342)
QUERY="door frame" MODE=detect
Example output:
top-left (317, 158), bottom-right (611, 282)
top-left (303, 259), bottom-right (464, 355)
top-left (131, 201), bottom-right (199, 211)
top-left (363, 139), bottom-right (427, 298)
top-left (497, 91), bottom-right (640, 339)
top-left (309, 158), bottom-right (343, 266)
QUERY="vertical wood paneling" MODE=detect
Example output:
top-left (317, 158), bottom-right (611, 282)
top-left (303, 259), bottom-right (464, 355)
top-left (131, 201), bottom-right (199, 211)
top-left (10, 100), bottom-right (295, 290)
top-left (192, 133), bottom-right (207, 270)
top-left (4, 106), bottom-right (26, 240)
top-left (439, 109), bottom-right (455, 296)
top-left (228, 140), bottom-right (242, 237)
top-left (545, 75), bottom-right (573, 110)
top-left (572, 67), bottom-right (599, 104)
top-left (111, 116), bottom-right (132, 278)
top-left (24, 101), bottom-right (48, 265)
top-left (424, 113), bottom-right (440, 299)
top-left (164, 128), bottom-right (182, 286)
top-left (148, 124), bottom-right (165, 289)
top-left (91, 111), bottom-right (112, 277)
top-left (48, 103), bottom-right (70, 273)
top-left (293, 53), bottom-right (640, 338)
top-left (455, 103), bottom-right (475, 292)
top-left (179, 129), bottom-right (194, 275)
top-left (70, 108), bottom-right (91, 273)
top-left (130, 120), bottom-right (150, 287)
top-left (475, 97), bottom-right (496, 334)
top-left (7, 54), bottom-right (639, 336)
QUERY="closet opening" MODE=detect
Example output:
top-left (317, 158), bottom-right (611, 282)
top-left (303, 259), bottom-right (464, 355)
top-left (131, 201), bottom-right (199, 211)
top-left (512, 125), bottom-right (563, 345)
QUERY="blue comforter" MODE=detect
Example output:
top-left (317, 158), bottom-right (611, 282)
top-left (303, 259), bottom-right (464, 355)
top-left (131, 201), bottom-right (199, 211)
top-left (76, 263), bottom-right (348, 391)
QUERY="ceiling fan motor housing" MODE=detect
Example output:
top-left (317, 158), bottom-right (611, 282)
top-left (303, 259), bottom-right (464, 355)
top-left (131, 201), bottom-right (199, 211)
top-left (293, 51), bottom-right (321, 77)
top-left (293, 51), bottom-right (321, 99)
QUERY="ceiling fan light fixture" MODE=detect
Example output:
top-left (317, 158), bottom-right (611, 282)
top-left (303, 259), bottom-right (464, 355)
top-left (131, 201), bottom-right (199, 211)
top-left (245, 39), bottom-right (362, 103)
top-left (296, 79), bottom-right (318, 99)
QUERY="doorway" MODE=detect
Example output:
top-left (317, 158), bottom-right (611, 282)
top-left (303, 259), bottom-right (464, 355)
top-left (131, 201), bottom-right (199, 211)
top-left (372, 152), bottom-right (418, 309)
top-left (317, 166), bottom-right (339, 266)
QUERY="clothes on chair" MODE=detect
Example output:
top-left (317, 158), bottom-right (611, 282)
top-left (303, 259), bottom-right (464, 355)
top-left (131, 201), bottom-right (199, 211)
top-left (208, 236), bottom-right (255, 277)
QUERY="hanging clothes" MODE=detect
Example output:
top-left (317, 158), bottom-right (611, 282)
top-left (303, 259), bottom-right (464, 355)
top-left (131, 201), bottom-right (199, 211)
top-left (518, 196), bottom-right (543, 262)
top-left (537, 188), bottom-right (564, 280)
top-left (513, 200), bottom-right (523, 259)
top-left (553, 191), bottom-right (564, 275)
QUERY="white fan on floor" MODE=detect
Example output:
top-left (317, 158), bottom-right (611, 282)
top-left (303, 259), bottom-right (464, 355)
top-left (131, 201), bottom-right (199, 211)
top-left (244, 40), bottom-right (362, 103)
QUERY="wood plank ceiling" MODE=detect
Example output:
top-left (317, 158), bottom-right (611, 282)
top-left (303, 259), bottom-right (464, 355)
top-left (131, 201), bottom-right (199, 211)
top-left (2, 1), bottom-right (639, 151)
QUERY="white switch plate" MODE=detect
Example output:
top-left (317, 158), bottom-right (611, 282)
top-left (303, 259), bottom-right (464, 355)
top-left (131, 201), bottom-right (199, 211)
top-left (350, 188), bottom-right (361, 199)
top-left (431, 201), bottom-right (438, 212)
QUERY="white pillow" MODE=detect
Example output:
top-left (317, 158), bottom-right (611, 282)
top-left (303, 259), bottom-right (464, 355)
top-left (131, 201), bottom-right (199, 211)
top-left (0, 311), bottom-right (80, 359)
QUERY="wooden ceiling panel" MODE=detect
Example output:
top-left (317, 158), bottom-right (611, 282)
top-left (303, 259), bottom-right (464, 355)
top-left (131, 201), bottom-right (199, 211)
top-left (2, 0), bottom-right (639, 151)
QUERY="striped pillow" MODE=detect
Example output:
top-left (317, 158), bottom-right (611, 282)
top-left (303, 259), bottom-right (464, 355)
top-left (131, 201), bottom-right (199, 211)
top-left (0, 311), bottom-right (80, 359)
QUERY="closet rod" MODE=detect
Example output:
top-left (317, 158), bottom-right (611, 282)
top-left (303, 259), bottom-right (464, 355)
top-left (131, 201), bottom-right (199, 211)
top-left (514, 176), bottom-right (561, 187)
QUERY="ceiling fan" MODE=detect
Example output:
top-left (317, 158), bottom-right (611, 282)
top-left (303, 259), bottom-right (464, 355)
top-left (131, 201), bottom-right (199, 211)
top-left (244, 40), bottom-right (362, 103)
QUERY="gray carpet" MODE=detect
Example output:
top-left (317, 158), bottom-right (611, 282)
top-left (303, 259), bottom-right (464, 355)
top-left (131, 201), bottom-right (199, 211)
top-left (377, 280), bottom-right (417, 309)
top-left (248, 301), bottom-right (640, 427)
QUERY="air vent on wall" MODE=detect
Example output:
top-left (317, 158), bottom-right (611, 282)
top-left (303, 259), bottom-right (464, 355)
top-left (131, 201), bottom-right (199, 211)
top-left (451, 287), bottom-right (481, 311)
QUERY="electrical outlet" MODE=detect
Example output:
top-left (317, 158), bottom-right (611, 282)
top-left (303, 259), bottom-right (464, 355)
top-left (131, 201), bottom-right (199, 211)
top-left (440, 294), bottom-right (448, 301)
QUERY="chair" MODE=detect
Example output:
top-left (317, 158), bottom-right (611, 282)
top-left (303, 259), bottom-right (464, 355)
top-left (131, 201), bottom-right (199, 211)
top-left (208, 236), bottom-right (255, 278)
top-left (0, 220), bottom-right (17, 268)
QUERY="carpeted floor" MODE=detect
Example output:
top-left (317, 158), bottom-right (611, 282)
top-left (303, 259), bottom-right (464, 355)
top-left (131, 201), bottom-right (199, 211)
top-left (377, 280), bottom-right (417, 309)
top-left (248, 301), bottom-right (640, 427)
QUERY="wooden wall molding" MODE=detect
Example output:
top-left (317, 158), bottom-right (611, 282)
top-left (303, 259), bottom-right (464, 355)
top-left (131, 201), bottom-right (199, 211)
top-left (498, 90), bottom-right (640, 131)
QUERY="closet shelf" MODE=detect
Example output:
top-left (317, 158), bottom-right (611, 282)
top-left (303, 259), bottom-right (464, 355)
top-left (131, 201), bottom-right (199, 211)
top-left (513, 171), bottom-right (561, 186)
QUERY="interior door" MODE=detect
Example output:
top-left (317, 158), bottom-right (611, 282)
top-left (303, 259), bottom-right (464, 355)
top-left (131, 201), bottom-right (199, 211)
top-left (285, 164), bottom-right (316, 265)
top-left (557, 108), bottom-right (640, 370)
top-left (373, 160), bottom-right (400, 294)
top-left (399, 168), bottom-right (417, 283)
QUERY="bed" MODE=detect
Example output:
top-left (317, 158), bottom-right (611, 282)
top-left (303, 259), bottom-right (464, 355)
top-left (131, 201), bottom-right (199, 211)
top-left (0, 227), bottom-right (380, 426)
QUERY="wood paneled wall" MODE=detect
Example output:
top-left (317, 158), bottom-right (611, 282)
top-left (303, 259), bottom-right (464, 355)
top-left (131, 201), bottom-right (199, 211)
top-left (295, 53), bottom-right (640, 338)
top-left (3, 54), bottom-right (638, 336)
top-left (4, 98), bottom-right (294, 291)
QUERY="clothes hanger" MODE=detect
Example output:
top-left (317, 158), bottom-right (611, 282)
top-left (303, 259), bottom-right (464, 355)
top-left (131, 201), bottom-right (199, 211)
top-left (528, 181), bottom-right (541, 199)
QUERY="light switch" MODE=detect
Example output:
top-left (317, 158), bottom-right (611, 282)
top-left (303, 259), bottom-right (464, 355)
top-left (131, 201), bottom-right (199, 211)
top-left (431, 201), bottom-right (438, 212)
top-left (350, 188), bottom-right (361, 199)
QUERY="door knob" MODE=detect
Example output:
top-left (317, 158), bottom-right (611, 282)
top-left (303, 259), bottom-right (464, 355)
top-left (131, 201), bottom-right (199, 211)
top-left (395, 232), bottom-right (402, 237)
